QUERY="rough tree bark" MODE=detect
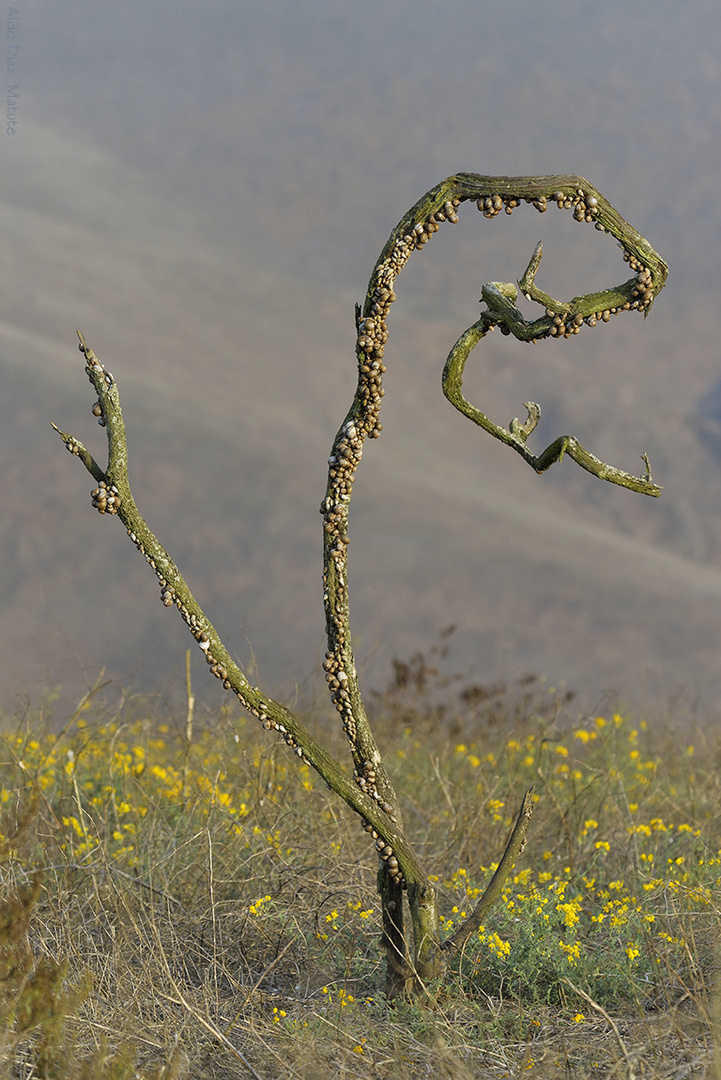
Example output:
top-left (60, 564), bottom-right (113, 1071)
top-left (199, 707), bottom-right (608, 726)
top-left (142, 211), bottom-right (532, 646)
top-left (53, 173), bottom-right (667, 1000)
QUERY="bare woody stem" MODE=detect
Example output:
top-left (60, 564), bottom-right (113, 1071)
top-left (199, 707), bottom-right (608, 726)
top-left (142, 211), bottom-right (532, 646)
top-left (441, 301), bottom-right (661, 497)
top-left (55, 173), bottom-right (667, 995)
top-left (443, 787), bottom-right (536, 954)
top-left (321, 176), bottom-right (666, 814)
top-left (52, 335), bottom-right (426, 890)
top-left (321, 174), bottom-right (666, 826)
top-left (318, 172), bottom-right (665, 983)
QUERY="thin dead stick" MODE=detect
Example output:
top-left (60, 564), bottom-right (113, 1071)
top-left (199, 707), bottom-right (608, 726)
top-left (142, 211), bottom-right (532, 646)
top-left (226, 937), bottom-right (296, 1031)
top-left (182, 649), bottom-right (195, 800)
top-left (444, 787), bottom-right (535, 953)
top-left (156, 987), bottom-right (268, 1080)
top-left (563, 978), bottom-right (636, 1080)
top-left (152, 912), bottom-right (271, 1080)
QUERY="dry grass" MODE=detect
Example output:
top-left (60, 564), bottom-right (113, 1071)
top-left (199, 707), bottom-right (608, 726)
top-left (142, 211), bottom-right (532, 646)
top-left (0, 662), bottom-right (720, 1078)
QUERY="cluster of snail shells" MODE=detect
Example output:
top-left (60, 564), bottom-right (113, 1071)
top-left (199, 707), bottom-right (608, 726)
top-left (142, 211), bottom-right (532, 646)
top-left (353, 762), bottom-right (398, 824)
top-left (549, 187), bottom-right (599, 224)
top-left (433, 199), bottom-right (460, 224)
top-left (631, 265), bottom-right (654, 307)
top-left (355, 316), bottom-right (388, 441)
top-left (322, 650), bottom-right (352, 710)
top-left (325, 202), bottom-right (469, 746)
top-left (255, 706), bottom-right (310, 764)
top-left (548, 310), bottom-right (592, 338)
top-left (359, 818), bottom-right (405, 887)
top-left (91, 480), bottom-right (121, 515)
top-left (475, 188), bottom-right (598, 222)
top-left (477, 193), bottom-right (521, 218)
top-left (380, 198), bottom-right (460, 295)
top-left (157, 576), bottom-right (175, 608)
top-left (352, 199), bottom-right (461, 430)
top-left (566, 190), bottom-right (599, 223)
top-left (326, 418), bottom-right (364, 503)
top-left (82, 346), bottom-right (114, 389)
top-left (353, 759), bottom-right (378, 798)
top-left (540, 245), bottom-right (653, 337)
top-left (387, 188), bottom-right (651, 352)
top-left (322, 416), bottom-right (368, 744)
top-left (191, 629), bottom-right (232, 689)
top-left (348, 201), bottom-right (464, 461)
top-left (547, 287), bottom-right (649, 338)
top-left (357, 759), bottom-right (376, 788)
top-left (321, 648), bottom-right (357, 740)
top-left (255, 705), bottom-right (310, 763)
top-left (91, 400), bottom-right (106, 427)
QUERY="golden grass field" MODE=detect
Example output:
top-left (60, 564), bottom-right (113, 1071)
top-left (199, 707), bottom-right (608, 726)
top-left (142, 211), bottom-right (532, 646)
top-left (1, 658), bottom-right (720, 1079)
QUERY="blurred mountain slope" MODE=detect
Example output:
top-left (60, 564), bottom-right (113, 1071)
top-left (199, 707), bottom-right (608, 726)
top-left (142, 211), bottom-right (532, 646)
top-left (2, 0), bottom-right (721, 717)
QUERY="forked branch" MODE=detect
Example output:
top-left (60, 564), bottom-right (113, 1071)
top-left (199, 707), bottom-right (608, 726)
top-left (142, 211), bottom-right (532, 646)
top-left (51, 336), bottom-right (424, 887)
top-left (440, 244), bottom-right (661, 496)
top-left (321, 172), bottom-right (665, 851)
top-left (54, 173), bottom-right (667, 997)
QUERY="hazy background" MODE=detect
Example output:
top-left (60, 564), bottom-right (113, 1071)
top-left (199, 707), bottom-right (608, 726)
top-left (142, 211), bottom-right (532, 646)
top-left (3, 0), bottom-right (721, 725)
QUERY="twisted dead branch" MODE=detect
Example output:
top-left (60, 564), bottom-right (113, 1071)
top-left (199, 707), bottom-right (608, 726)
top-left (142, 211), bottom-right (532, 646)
top-left (53, 172), bottom-right (667, 997)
